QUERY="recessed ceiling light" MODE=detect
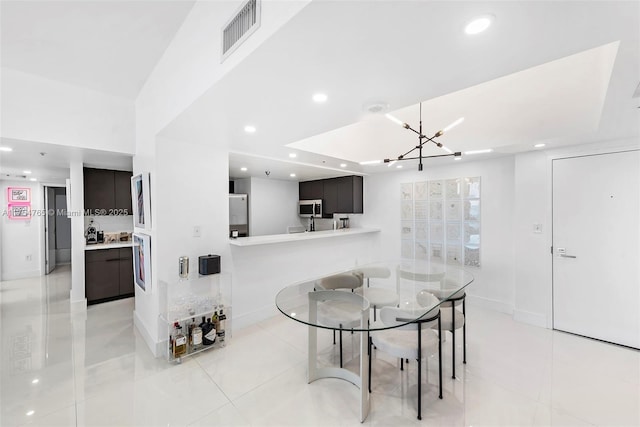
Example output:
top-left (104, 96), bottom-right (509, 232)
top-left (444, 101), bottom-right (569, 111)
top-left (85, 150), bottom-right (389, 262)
top-left (340, 163), bottom-right (347, 168)
top-left (23, 170), bottom-right (32, 174)
top-left (312, 93), bottom-right (328, 103)
top-left (290, 173), bottom-right (296, 177)
top-left (289, 153), bottom-right (297, 158)
top-left (244, 125), bottom-right (256, 133)
top-left (534, 143), bottom-right (546, 148)
top-left (396, 165), bottom-right (403, 169)
top-left (240, 167), bottom-right (247, 172)
top-left (29, 178), bottom-right (37, 181)
top-left (0, 146), bottom-right (12, 152)
top-left (359, 160), bottom-right (382, 165)
top-left (464, 149), bottom-right (493, 155)
top-left (455, 157), bottom-right (462, 161)
top-left (31, 378), bottom-right (39, 384)
top-left (465, 14), bottom-right (494, 35)
top-left (26, 410), bottom-right (35, 416)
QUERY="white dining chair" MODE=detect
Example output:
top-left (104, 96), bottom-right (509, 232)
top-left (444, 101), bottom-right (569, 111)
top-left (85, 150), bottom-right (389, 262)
top-left (368, 293), bottom-right (442, 420)
top-left (353, 266), bottom-right (399, 321)
top-left (315, 272), bottom-right (364, 368)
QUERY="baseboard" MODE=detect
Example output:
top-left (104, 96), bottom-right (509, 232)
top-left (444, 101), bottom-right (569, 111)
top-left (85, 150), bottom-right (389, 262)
top-left (232, 305), bottom-right (279, 331)
top-left (70, 298), bottom-right (87, 313)
top-left (466, 294), bottom-right (514, 315)
top-left (513, 309), bottom-right (549, 329)
top-left (134, 310), bottom-right (164, 358)
top-left (1, 269), bottom-right (41, 281)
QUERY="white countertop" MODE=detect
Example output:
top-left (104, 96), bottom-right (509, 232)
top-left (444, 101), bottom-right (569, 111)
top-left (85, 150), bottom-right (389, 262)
top-left (85, 241), bottom-right (136, 251)
top-left (228, 227), bottom-right (380, 247)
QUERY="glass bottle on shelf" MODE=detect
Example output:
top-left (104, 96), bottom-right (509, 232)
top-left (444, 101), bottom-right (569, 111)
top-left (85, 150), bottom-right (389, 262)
top-left (217, 309), bottom-right (227, 346)
top-left (172, 322), bottom-right (187, 358)
top-left (192, 323), bottom-right (203, 350)
top-left (201, 318), bottom-right (216, 346)
top-left (212, 311), bottom-right (219, 333)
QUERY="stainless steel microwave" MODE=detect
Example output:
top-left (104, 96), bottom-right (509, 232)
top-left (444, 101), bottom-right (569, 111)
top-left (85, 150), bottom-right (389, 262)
top-left (299, 199), bottom-right (322, 217)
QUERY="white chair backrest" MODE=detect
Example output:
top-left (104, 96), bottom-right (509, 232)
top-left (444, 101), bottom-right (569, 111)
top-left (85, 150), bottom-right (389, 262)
top-left (317, 273), bottom-right (362, 290)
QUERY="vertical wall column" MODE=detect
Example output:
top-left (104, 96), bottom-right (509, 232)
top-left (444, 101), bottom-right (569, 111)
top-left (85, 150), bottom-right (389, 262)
top-left (69, 160), bottom-right (86, 311)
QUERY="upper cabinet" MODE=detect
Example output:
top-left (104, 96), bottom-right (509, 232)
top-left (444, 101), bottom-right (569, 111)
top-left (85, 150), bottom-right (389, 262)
top-left (84, 167), bottom-right (133, 215)
top-left (299, 180), bottom-right (324, 200)
top-left (299, 175), bottom-right (363, 218)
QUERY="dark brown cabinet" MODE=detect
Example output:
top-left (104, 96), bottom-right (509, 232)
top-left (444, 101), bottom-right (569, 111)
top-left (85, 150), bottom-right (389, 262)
top-left (86, 248), bottom-right (134, 304)
top-left (299, 180), bottom-right (324, 200)
top-left (300, 175), bottom-right (364, 217)
top-left (84, 168), bottom-right (133, 215)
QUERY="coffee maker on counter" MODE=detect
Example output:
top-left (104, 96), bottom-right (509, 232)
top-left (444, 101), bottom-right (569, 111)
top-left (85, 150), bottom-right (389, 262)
top-left (85, 220), bottom-right (100, 244)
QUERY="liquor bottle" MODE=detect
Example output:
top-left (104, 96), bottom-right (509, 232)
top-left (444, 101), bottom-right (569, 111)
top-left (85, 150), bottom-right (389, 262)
top-left (187, 318), bottom-right (195, 349)
top-left (172, 322), bottom-right (187, 358)
top-left (201, 318), bottom-right (216, 346)
top-left (217, 309), bottom-right (227, 346)
top-left (212, 311), bottom-right (219, 332)
top-left (191, 324), bottom-right (203, 350)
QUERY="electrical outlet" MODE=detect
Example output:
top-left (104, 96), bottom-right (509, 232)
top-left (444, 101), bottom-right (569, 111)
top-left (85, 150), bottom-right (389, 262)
top-left (25, 254), bottom-right (32, 261)
top-left (193, 226), bottom-right (201, 237)
top-left (533, 223), bottom-right (543, 234)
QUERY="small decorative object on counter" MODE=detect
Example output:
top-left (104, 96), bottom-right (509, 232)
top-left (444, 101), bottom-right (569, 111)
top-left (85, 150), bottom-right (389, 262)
top-left (198, 254), bottom-right (220, 275)
top-left (179, 256), bottom-right (189, 279)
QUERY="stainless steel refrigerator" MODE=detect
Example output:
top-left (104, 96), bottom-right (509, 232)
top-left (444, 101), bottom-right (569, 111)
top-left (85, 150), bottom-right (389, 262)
top-left (229, 194), bottom-right (248, 237)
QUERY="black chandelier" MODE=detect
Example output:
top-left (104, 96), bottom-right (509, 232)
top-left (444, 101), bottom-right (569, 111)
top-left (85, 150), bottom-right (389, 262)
top-left (384, 103), bottom-right (463, 171)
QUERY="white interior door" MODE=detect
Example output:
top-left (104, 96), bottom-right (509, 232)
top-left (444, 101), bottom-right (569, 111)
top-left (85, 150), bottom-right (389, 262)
top-left (45, 186), bottom-right (56, 275)
top-left (552, 150), bottom-right (639, 348)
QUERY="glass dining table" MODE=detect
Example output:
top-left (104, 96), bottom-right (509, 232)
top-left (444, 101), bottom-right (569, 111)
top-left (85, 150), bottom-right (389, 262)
top-left (275, 260), bottom-right (474, 422)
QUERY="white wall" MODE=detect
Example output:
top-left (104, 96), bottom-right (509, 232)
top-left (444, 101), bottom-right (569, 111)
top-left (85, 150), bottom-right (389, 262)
top-left (512, 138), bottom-right (640, 328)
top-left (1, 68), bottom-right (135, 154)
top-left (1, 181), bottom-right (43, 280)
top-left (361, 156), bottom-right (517, 313)
top-left (247, 177), bottom-right (301, 236)
top-left (69, 161), bottom-right (86, 310)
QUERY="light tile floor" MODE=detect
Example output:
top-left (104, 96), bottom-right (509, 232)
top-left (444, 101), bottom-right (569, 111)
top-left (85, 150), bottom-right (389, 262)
top-left (1, 265), bottom-right (638, 426)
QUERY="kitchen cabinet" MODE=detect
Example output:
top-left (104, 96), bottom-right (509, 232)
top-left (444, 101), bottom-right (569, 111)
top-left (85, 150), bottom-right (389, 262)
top-left (314, 175), bottom-right (363, 217)
top-left (86, 247), bottom-right (134, 304)
top-left (299, 180), bottom-right (324, 200)
top-left (84, 168), bottom-right (133, 215)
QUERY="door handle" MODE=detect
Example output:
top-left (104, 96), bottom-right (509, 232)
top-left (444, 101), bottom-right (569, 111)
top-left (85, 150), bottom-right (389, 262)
top-left (559, 254), bottom-right (577, 259)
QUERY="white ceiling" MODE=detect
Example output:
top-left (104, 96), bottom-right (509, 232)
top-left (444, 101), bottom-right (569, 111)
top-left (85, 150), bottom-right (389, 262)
top-left (160, 1), bottom-right (639, 178)
top-left (0, 0), bottom-right (196, 99)
top-left (0, 138), bottom-right (132, 184)
top-left (1, 1), bottom-right (638, 182)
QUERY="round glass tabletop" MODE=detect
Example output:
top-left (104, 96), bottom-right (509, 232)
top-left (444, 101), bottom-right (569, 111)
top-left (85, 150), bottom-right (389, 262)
top-left (275, 260), bottom-right (474, 332)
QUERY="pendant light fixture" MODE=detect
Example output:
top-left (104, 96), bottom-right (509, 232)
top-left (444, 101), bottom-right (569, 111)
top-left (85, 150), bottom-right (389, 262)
top-left (384, 103), bottom-right (463, 171)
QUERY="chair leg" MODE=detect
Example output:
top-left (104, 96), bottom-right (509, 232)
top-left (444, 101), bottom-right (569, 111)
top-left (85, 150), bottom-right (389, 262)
top-left (333, 330), bottom-right (336, 345)
top-left (400, 358), bottom-right (403, 371)
top-left (463, 297), bottom-right (467, 364)
top-left (451, 304), bottom-right (456, 379)
top-left (368, 334), bottom-right (372, 393)
top-left (417, 322), bottom-right (422, 420)
top-left (438, 316), bottom-right (443, 399)
top-left (373, 305), bottom-right (377, 322)
top-left (339, 325), bottom-right (343, 368)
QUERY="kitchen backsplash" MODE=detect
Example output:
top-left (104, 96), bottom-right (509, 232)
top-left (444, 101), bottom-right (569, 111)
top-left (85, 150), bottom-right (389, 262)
top-left (84, 215), bottom-right (133, 233)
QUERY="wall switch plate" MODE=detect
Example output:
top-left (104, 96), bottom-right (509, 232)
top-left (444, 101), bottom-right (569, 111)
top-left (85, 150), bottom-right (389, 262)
top-left (193, 226), bottom-right (201, 237)
top-left (533, 223), bottom-right (543, 234)
top-left (25, 254), bottom-right (32, 261)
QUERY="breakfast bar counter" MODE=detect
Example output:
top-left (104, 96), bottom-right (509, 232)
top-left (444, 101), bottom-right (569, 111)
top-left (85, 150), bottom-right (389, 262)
top-left (228, 228), bottom-right (380, 247)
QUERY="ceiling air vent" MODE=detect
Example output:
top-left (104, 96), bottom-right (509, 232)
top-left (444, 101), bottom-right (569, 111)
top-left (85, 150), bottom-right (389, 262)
top-left (221, 0), bottom-right (261, 62)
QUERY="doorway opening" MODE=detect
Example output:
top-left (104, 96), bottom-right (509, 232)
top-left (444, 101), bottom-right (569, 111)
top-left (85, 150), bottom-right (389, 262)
top-left (44, 186), bottom-right (71, 275)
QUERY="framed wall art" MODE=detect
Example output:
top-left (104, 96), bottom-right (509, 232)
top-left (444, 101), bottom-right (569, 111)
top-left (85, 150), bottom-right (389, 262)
top-left (8, 187), bottom-right (31, 203)
top-left (131, 173), bottom-right (151, 230)
top-left (133, 233), bottom-right (151, 292)
top-left (7, 204), bottom-right (31, 220)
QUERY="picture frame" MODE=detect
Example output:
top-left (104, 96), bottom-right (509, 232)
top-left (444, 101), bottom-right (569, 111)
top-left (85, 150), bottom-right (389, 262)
top-left (8, 187), bottom-right (31, 203)
top-left (133, 233), bottom-right (151, 292)
top-left (131, 172), bottom-right (151, 230)
top-left (8, 204), bottom-right (31, 220)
